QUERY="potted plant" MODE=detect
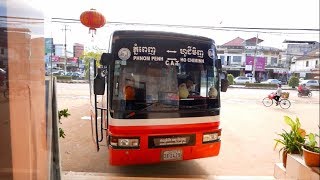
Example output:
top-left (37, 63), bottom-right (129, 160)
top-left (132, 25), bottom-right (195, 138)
top-left (274, 116), bottom-right (306, 168)
top-left (301, 132), bottom-right (320, 167)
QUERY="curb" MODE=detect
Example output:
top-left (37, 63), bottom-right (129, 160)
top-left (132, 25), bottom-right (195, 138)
top-left (228, 86), bottom-right (319, 91)
top-left (57, 80), bottom-right (88, 83)
top-left (62, 171), bottom-right (275, 180)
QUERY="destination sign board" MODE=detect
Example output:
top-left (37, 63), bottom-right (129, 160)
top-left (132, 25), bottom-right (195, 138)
top-left (113, 37), bottom-right (216, 67)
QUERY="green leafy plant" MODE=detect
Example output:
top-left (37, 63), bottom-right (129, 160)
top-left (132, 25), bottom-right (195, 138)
top-left (303, 133), bottom-right (320, 153)
top-left (227, 74), bottom-right (234, 85)
top-left (288, 76), bottom-right (299, 88)
top-left (274, 116), bottom-right (306, 155)
top-left (58, 109), bottom-right (70, 138)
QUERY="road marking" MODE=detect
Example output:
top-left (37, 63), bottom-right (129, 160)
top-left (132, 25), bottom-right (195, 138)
top-left (81, 116), bottom-right (91, 120)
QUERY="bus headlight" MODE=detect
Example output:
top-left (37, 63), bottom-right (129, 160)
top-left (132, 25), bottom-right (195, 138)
top-left (110, 136), bottom-right (140, 148)
top-left (202, 132), bottom-right (220, 143)
top-left (118, 138), bottom-right (139, 147)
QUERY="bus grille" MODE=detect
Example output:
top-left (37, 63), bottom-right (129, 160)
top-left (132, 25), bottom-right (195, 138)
top-left (148, 134), bottom-right (196, 148)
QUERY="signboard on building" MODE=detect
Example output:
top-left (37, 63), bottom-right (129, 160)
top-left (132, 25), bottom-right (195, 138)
top-left (51, 56), bottom-right (60, 62)
top-left (245, 65), bottom-right (252, 71)
top-left (73, 43), bottom-right (84, 57)
top-left (45, 38), bottom-right (53, 55)
top-left (245, 56), bottom-right (266, 71)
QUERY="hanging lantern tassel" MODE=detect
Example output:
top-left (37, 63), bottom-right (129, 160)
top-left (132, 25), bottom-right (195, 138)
top-left (80, 8), bottom-right (106, 37)
top-left (89, 28), bottom-right (97, 37)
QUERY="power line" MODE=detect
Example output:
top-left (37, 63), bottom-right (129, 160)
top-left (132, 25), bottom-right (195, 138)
top-left (1, 16), bottom-right (318, 35)
top-left (51, 18), bottom-right (320, 35)
top-left (0, 15), bottom-right (44, 21)
top-left (1, 15), bottom-right (319, 33)
top-left (51, 17), bottom-right (320, 32)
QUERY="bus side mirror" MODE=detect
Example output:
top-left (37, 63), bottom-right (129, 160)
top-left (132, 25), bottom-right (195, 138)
top-left (94, 68), bottom-right (106, 95)
top-left (216, 59), bottom-right (222, 73)
top-left (100, 53), bottom-right (113, 66)
top-left (220, 71), bottom-right (229, 92)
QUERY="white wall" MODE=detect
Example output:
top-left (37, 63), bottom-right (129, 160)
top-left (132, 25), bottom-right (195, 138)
top-left (218, 53), bottom-right (245, 65)
top-left (291, 58), bottom-right (319, 72)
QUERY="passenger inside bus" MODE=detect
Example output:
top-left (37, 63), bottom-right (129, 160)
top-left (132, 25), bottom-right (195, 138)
top-left (178, 75), bottom-right (200, 99)
top-left (185, 76), bottom-right (196, 93)
top-left (208, 86), bottom-right (218, 98)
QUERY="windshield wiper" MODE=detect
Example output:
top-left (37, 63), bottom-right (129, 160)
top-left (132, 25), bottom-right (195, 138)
top-left (179, 104), bottom-right (207, 109)
top-left (125, 102), bottom-right (208, 118)
top-left (125, 101), bottom-right (161, 118)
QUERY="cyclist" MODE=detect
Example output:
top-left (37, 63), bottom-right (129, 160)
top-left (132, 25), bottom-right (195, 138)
top-left (274, 83), bottom-right (282, 105)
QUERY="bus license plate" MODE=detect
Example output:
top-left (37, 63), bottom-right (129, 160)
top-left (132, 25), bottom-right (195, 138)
top-left (161, 149), bottom-right (183, 161)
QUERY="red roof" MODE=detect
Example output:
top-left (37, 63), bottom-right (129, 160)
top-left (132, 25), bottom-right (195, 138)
top-left (245, 37), bottom-right (264, 44)
top-left (222, 37), bottom-right (245, 46)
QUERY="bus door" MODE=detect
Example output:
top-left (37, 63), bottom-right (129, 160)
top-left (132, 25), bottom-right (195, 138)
top-left (89, 59), bottom-right (108, 151)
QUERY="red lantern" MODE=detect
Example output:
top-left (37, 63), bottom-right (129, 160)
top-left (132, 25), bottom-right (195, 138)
top-left (80, 8), bottom-right (106, 36)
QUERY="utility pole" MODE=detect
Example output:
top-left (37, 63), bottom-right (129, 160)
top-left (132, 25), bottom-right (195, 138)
top-left (61, 25), bottom-right (71, 73)
top-left (252, 33), bottom-right (259, 79)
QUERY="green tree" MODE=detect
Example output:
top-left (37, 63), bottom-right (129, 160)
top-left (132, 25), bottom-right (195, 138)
top-left (227, 74), bottom-right (234, 85)
top-left (288, 76), bottom-right (299, 88)
top-left (80, 51), bottom-right (103, 79)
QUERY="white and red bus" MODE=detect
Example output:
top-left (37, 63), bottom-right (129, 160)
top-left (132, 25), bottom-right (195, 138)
top-left (89, 30), bottom-right (228, 165)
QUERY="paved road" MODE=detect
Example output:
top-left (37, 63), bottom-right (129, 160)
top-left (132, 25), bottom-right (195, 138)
top-left (57, 83), bottom-right (319, 177)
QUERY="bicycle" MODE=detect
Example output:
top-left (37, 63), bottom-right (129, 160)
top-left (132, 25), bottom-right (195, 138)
top-left (3, 88), bottom-right (8, 99)
top-left (1, 80), bottom-right (9, 99)
top-left (262, 93), bottom-right (291, 109)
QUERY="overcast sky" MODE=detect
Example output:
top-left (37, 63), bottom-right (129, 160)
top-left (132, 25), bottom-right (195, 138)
top-left (28, 0), bottom-right (319, 50)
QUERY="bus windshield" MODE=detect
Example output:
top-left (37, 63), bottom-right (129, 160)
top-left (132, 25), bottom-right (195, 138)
top-left (109, 32), bottom-right (220, 119)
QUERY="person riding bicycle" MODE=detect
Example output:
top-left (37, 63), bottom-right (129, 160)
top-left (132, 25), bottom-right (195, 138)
top-left (274, 84), bottom-right (282, 105)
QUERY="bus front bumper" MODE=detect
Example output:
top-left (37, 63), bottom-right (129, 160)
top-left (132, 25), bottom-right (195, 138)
top-left (109, 140), bottom-right (221, 166)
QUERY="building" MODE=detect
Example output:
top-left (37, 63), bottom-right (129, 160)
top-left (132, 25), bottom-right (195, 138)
top-left (45, 40), bottom-right (84, 72)
top-left (290, 48), bottom-right (320, 79)
top-left (73, 43), bottom-right (85, 71)
top-left (284, 40), bottom-right (319, 63)
top-left (73, 43), bottom-right (84, 58)
top-left (217, 37), bottom-right (286, 82)
top-left (283, 40), bottom-right (319, 79)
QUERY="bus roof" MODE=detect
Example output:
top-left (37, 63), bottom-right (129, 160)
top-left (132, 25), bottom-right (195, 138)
top-left (112, 30), bottom-right (216, 44)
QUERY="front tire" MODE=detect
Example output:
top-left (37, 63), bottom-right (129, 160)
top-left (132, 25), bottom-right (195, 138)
top-left (298, 92), bottom-right (302, 97)
top-left (3, 89), bottom-right (9, 99)
top-left (308, 92), bottom-right (312, 97)
top-left (280, 99), bottom-right (291, 109)
top-left (262, 97), bottom-right (273, 107)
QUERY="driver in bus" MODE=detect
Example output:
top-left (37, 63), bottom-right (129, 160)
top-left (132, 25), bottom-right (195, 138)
top-left (124, 85), bottom-right (135, 100)
top-left (123, 78), bottom-right (136, 110)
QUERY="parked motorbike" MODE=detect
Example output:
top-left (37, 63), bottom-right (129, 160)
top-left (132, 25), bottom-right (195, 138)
top-left (298, 89), bottom-right (312, 97)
